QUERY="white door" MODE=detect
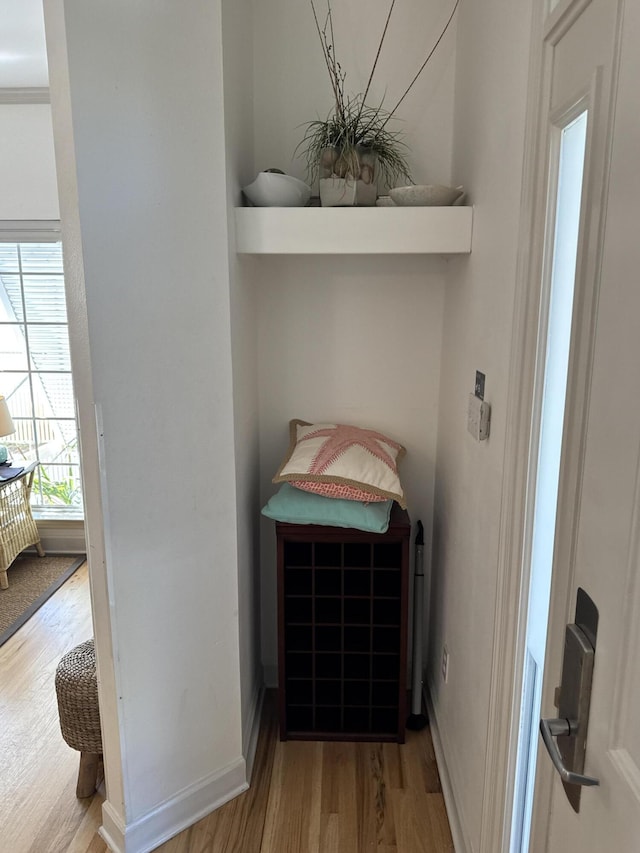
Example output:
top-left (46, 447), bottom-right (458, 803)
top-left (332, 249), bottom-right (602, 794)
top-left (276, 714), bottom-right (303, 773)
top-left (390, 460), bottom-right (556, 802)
top-left (531, 0), bottom-right (640, 849)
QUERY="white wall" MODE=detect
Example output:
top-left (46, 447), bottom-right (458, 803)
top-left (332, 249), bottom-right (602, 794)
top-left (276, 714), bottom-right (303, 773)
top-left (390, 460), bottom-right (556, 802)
top-left (257, 256), bottom-right (447, 678)
top-left (251, 0), bottom-right (457, 681)
top-left (221, 0), bottom-right (263, 768)
top-left (46, 0), bottom-right (246, 847)
top-left (429, 1), bottom-right (533, 850)
top-left (0, 104), bottom-right (59, 219)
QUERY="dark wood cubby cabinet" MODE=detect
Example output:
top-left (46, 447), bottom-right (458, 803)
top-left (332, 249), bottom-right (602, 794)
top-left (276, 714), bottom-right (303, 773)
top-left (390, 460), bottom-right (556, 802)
top-left (276, 504), bottom-right (411, 743)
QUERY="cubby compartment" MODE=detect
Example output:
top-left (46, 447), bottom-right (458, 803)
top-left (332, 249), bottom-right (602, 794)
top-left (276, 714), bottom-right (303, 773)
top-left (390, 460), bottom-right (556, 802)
top-left (316, 625), bottom-right (341, 652)
top-left (276, 505), bottom-right (410, 742)
top-left (373, 569), bottom-right (401, 597)
top-left (287, 679), bottom-right (313, 705)
top-left (316, 653), bottom-right (341, 678)
top-left (344, 707), bottom-right (371, 733)
top-left (344, 542), bottom-right (372, 568)
top-left (315, 597), bottom-right (342, 624)
top-left (344, 568), bottom-right (371, 596)
top-left (285, 567), bottom-right (312, 595)
top-left (372, 626), bottom-right (400, 653)
top-left (315, 568), bottom-right (342, 596)
top-left (344, 598), bottom-right (371, 625)
top-left (286, 652), bottom-right (312, 678)
top-left (285, 624), bottom-right (312, 650)
top-left (344, 653), bottom-right (369, 679)
top-left (373, 597), bottom-right (401, 626)
top-left (315, 542), bottom-right (342, 567)
top-left (286, 595), bottom-right (312, 623)
top-left (284, 541), bottom-right (312, 566)
top-left (344, 680), bottom-right (370, 706)
top-left (287, 707), bottom-right (313, 732)
top-left (372, 653), bottom-right (399, 680)
top-left (316, 680), bottom-right (342, 706)
top-left (344, 625), bottom-right (370, 653)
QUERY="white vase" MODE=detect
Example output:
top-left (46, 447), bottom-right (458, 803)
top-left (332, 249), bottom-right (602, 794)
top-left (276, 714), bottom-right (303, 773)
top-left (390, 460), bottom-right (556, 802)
top-left (319, 177), bottom-right (357, 207)
top-left (318, 146), bottom-right (378, 206)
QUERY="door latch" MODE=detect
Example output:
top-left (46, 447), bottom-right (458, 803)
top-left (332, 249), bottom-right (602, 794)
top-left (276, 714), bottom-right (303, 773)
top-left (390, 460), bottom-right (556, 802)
top-left (539, 588), bottom-right (599, 812)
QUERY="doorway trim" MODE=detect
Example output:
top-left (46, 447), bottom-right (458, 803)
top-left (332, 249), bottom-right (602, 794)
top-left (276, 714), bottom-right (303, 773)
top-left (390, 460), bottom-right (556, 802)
top-left (477, 0), bottom-right (624, 849)
top-left (477, 0), bottom-right (548, 845)
top-left (44, 0), bottom-right (126, 829)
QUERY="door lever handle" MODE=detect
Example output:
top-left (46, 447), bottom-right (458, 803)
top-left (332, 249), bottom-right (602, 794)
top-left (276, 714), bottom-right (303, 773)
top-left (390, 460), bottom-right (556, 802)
top-left (540, 717), bottom-right (599, 787)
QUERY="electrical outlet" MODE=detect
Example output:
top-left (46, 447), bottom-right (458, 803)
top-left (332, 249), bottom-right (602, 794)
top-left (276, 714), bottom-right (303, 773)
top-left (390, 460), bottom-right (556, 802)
top-left (441, 645), bottom-right (449, 683)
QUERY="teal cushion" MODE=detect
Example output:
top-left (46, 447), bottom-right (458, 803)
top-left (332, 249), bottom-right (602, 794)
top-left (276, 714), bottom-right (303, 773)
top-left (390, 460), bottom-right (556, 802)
top-left (261, 483), bottom-right (393, 533)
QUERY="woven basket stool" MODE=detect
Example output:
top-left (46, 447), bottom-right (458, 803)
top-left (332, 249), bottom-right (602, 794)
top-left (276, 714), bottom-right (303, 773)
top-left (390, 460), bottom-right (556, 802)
top-left (55, 638), bottom-right (103, 798)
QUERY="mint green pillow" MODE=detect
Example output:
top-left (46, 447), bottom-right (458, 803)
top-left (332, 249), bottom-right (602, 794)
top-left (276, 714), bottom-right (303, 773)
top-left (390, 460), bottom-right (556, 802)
top-left (261, 483), bottom-right (392, 533)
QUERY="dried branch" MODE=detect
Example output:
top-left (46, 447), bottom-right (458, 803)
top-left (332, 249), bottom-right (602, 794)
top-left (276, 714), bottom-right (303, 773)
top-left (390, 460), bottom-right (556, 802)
top-left (310, 0), bottom-right (345, 121)
top-left (355, 0), bottom-right (397, 128)
top-left (380, 0), bottom-right (461, 129)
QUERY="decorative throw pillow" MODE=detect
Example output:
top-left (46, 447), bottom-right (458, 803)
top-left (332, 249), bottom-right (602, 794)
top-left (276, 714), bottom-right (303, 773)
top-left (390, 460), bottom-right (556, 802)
top-left (261, 484), bottom-right (393, 533)
top-left (291, 480), bottom-right (388, 503)
top-left (273, 419), bottom-right (406, 508)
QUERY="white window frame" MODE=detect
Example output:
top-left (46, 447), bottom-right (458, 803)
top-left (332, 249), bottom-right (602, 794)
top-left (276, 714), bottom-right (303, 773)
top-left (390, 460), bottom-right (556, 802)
top-left (0, 221), bottom-right (83, 520)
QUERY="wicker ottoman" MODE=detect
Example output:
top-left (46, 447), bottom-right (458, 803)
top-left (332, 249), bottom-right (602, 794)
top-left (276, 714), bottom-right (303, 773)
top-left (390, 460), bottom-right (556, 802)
top-left (55, 639), bottom-right (103, 797)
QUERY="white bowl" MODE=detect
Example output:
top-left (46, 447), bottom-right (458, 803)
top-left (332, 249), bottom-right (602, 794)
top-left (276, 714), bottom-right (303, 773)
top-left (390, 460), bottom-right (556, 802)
top-left (389, 184), bottom-right (464, 207)
top-left (243, 172), bottom-right (311, 207)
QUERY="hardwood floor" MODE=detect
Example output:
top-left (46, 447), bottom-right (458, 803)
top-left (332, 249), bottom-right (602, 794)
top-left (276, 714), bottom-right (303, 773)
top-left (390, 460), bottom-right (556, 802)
top-left (0, 561), bottom-right (104, 853)
top-left (151, 693), bottom-right (452, 853)
top-left (0, 564), bottom-right (453, 853)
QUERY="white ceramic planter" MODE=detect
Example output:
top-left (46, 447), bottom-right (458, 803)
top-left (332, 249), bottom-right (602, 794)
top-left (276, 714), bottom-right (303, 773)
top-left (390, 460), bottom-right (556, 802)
top-left (318, 146), bottom-right (378, 206)
top-left (319, 177), bottom-right (357, 207)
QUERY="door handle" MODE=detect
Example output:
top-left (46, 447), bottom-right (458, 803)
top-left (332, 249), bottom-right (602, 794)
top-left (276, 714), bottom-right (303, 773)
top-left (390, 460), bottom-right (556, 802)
top-left (539, 717), bottom-right (599, 786)
top-left (538, 592), bottom-right (600, 811)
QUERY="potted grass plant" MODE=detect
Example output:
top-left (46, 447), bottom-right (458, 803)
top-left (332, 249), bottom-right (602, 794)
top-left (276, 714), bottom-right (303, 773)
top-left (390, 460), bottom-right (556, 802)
top-left (297, 0), bottom-right (460, 206)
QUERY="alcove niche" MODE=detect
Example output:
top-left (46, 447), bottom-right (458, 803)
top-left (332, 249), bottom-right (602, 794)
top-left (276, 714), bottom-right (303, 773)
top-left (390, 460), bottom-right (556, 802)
top-left (222, 0), bottom-right (466, 686)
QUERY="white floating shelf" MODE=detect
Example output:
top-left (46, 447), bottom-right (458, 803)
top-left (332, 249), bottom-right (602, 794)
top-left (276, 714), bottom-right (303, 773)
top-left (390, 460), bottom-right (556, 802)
top-left (234, 206), bottom-right (473, 255)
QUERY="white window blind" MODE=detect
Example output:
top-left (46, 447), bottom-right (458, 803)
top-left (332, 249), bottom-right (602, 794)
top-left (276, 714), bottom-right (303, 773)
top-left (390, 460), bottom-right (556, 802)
top-left (0, 240), bottom-right (83, 517)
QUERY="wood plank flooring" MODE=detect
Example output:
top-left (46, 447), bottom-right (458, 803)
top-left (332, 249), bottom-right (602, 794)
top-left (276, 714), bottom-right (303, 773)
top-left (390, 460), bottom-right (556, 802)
top-left (0, 561), bottom-right (104, 853)
top-left (0, 563), bottom-right (453, 853)
top-left (151, 693), bottom-right (452, 853)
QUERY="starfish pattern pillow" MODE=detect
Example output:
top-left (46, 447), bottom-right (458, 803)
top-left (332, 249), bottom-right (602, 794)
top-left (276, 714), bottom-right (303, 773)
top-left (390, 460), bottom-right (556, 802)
top-left (273, 419), bottom-right (406, 508)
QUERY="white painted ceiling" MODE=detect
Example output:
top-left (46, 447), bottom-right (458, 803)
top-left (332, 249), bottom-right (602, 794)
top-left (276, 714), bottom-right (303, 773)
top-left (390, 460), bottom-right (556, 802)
top-left (0, 0), bottom-right (49, 88)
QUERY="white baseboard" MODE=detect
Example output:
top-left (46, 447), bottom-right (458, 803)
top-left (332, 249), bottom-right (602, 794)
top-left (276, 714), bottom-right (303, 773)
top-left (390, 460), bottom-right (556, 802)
top-left (99, 802), bottom-right (127, 853)
top-left (426, 688), bottom-right (472, 853)
top-left (243, 684), bottom-right (265, 783)
top-left (35, 519), bottom-right (86, 553)
top-left (99, 757), bottom-right (247, 853)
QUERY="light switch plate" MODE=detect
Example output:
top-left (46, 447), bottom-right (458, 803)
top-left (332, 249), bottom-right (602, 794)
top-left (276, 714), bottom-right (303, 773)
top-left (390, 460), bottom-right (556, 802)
top-left (468, 394), bottom-right (491, 441)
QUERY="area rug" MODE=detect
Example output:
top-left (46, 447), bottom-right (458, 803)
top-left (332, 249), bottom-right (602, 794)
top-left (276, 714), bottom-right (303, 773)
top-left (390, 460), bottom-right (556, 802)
top-left (0, 553), bottom-right (86, 647)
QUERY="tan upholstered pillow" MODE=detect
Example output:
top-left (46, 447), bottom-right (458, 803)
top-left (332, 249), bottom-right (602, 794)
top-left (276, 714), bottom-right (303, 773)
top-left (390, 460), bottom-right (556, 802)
top-left (273, 419), bottom-right (406, 508)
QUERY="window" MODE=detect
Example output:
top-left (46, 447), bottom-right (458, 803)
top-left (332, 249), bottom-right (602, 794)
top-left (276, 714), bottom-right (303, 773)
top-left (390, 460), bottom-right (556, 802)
top-left (0, 239), bottom-right (83, 517)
